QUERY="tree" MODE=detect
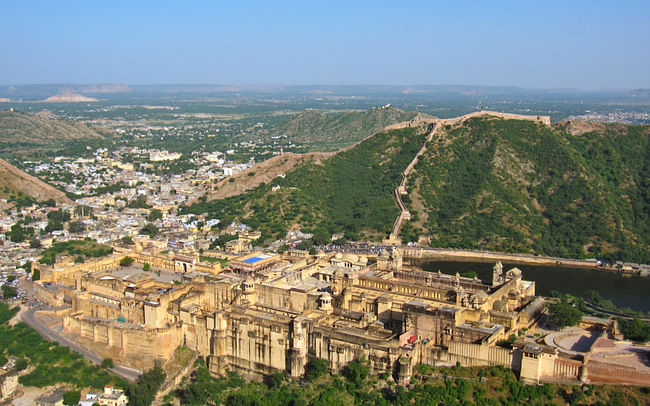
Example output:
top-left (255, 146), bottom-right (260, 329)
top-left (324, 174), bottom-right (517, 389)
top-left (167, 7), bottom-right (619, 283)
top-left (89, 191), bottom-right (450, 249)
top-left (311, 227), bottom-right (331, 246)
top-left (121, 236), bottom-right (134, 245)
top-left (618, 318), bottom-right (650, 342)
top-left (45, 220), bottom-right (63, 233)
top-left (550, 301), bottom-right (582, 328)
top-left (143, 263), bottom-right (151, 272)
top-left (140, 223), bottom-right (159, 238)
top-left (126, 367), bottom-right (166, 406)
top-left (29, 238), bottom-right (42, 248)
top-left (14, 358), bottom-right (28, 371)
top-left (101, 358), bottom-right (114, 369)
top-left (9, 223), bottom-right (28, 243)
top-left (68, 221), bottom-right (86, 233)
top-left (127, 196), bottom-right (151, 209)
top-left (297, 239), bottom-right (313, 251)
top-left (264, 371), bottom-right (285, 389)
top-left (304, 358), bottom-right (329, 382)
top-left (148, 209), bottom-right (163, 221)
top-left (47, 209), bottom-right (70, 223)
top-left (1, 285), bottom-right (17, 298)
top-left (119, 256), bottom-right (134, 267)
top-left (63, 390), bottom-right (81, 406)
top-left (343, 358), bottom-right (370, 387)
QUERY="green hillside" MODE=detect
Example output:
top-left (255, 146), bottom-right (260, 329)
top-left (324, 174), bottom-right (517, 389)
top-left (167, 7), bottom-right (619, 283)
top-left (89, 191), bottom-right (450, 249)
top-left (0, 110), bottom-right (104, 153)
top-left (184, 127), bottom-right (427, 241)
top-left (267, 106), bottom-right (420, 151)
top-left (187, 116), bottom-right (649, 263)
top-left (404, 117), bottom-right (649, 263)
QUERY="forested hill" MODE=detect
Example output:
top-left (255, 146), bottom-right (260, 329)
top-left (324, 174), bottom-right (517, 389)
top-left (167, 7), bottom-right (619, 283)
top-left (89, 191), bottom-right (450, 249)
top-left (403, 117), bottom-right (649, 263)
top-left (186, 115), bottom-right (648, 263)
top-left (184, 126), bottom-right (427, 241)
top-left (265, 105), bottom-right (423, 151)
top-left (0, 110), bottom-right (104, 153)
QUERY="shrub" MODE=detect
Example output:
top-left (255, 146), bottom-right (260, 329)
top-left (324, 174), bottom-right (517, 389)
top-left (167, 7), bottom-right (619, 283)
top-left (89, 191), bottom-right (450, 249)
top-left (1, 285), bottom-right (17, 298)
top-left (550, 301), bottom-right (582, 328)
top-left (63, 390), bottom-right (81, 406)
top-left (119, 256), bottom-right (134, 267)
top-left (304, 358), bottom-right (329, 382)
top-left (14, 358), bottom-right (28, 371)
top-left (101, 358), bottom-right (114, 369)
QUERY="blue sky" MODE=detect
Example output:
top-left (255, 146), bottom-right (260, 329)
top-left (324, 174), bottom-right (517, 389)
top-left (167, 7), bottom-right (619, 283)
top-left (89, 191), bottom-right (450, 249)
top-left (1, 1), bottom-right (649, 89)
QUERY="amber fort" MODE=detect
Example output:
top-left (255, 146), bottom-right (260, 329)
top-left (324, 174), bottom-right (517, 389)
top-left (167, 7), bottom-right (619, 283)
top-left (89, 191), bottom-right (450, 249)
top-left (29, 242), bottom-right (650, 387)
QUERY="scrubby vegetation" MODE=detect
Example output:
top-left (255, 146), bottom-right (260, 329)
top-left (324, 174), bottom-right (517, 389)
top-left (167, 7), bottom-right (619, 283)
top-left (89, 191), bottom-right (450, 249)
top-left (170, 359), bottom-right (650, 406)
top-left (0, 303), bottom-right (123, 389)
top-left (408, 118), bottom-right (649, 262)
top-left (265, 106), bottom-right (418, 151)
top-left (0, 110), bottom-right (104, 154)
top-left (184, 127), bottom-right (425, 242)
top-left (127, 367), bottom-right (166, 406)
top-left (39, 239), bottom-right (113, 265)
top-left (549, 300), bottom-right (583, 328)
top-left (550, 290), bottom-right (650, 342)
top-left (120, 256), bottom-right (135, 266)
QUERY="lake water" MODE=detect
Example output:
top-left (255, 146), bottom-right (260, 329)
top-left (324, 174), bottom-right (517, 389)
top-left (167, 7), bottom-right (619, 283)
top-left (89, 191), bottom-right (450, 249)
top-left (409, 259), bottom-right (650, 312)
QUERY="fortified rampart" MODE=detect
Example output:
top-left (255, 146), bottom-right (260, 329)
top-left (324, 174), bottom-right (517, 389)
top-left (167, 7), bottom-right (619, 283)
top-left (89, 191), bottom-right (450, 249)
top-left (439, 110), bottom-right (551, 126)
top-left (64, 314), bottom-right (182, 370)
top-left (443, 341), bottom-right (515, 368)
top-left (584, 360), bottom-right (650, 385)
top-left (385, 111), bottom-right (550, 243)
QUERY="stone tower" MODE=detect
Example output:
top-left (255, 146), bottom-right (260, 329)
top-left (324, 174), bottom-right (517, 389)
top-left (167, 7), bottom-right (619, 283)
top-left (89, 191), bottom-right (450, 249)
top-left (492, 261), bottom-right (504, 287)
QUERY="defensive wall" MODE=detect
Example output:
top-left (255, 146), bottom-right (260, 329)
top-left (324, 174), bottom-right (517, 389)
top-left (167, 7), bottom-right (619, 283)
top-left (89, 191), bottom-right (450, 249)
top-left (384, 111), bottom-right (550, 243)
top-left (63, 314), bottom-right (182, 370)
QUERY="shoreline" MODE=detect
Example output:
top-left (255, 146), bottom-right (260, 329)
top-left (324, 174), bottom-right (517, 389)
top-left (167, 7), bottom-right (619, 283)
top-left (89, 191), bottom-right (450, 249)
top-left (400, 247), bottom-right (647, 276)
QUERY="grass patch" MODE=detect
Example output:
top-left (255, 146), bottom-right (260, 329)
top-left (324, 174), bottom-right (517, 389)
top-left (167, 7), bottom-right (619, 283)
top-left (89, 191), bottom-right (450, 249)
top-left (39, 240), bottom-right (113, 265)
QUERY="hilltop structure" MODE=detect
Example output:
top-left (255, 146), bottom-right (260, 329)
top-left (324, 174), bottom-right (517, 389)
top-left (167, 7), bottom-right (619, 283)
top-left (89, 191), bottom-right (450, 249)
top-left (32, 242), bottom-right (635, 385)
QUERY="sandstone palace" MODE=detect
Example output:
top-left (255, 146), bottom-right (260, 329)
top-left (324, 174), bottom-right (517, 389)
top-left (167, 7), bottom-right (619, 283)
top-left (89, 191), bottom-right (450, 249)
top-left (30, 242), bottom-right (644, 386)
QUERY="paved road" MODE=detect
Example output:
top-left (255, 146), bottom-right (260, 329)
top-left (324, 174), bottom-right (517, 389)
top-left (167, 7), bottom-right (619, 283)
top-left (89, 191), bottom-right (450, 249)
top-left (21, 306), bottom-right (141, 382)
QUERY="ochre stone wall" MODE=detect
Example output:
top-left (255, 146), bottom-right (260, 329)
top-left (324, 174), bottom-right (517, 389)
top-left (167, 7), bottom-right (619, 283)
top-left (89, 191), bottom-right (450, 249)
top-left (64, 315), bottom-right (182, 370)
top-left (585, 360), bottom-right (650, 385)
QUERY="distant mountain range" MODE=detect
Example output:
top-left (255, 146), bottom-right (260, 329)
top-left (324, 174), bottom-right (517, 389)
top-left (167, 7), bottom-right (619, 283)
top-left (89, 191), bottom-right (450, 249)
top-left (261, 105), bottom-right (425, 151)
top-left (1, 83), bottom-right (649, 101)
top-left (42, 92), bottom-right (99, 102)
top-left (626, 89), bottom-right (650, 98)
top-left (0, 83), bottom-right (129, 101)
top-left (0, 110), bottom-right (104, 153)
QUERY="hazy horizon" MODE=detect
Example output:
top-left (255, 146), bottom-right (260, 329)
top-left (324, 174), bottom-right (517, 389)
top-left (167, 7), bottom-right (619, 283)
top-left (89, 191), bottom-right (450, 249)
top-left (0, 82), bottom-right (646, 93)
top-left (2, 1), bottom-right (649, 89)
